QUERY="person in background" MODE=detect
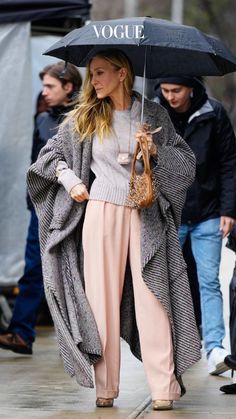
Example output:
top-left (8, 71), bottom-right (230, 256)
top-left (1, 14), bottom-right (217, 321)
top-left (27, 49), bottom-right (201, 411)
top-left (35, 91), bottom-right (48, 115)
top-left (220, 227), bottom-right (236, 394)
top-left (0, 61), bottom-right (82, 355)
top-left (154, 76), bottom-right (236, 375)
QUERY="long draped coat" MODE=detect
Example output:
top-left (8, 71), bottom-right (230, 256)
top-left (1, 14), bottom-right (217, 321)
top-left (27, 93), bottom-right (201, 392)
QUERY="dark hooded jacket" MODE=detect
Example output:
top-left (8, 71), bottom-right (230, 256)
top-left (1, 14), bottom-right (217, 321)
top-left (155, 81), bottom-right (236, 224)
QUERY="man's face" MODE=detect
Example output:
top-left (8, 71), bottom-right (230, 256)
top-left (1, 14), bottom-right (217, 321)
top-left (160, 83), bottom-right (193, 113)
top-left (42, 74), bottom-right (73, 107)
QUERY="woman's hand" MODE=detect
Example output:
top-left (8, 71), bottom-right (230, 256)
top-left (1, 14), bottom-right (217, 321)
top-left (70, 183), bottom-right (89, 202)
top-left (135, 129), bottom-right (157, 159)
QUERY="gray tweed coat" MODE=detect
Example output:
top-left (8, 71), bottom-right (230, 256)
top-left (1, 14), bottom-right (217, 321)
top-left (27, 93), bottom-right (201, 391)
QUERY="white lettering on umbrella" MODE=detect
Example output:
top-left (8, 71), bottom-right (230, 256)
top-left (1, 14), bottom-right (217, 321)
top-left (93, 25), bottom-right (144, 39)
top-left (102, 25), bottom-right (113, 39)
top-left (113, 25), bottom-right (124, 39)
top-left (135, 25), bottom-right (144, 39)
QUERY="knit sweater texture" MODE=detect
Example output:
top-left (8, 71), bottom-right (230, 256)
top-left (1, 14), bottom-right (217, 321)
top-left (57, 101), bottom-right (142, 205)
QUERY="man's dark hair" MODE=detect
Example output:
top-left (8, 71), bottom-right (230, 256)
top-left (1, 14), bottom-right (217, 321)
top-left (39, 61), bottom-right (82, 93)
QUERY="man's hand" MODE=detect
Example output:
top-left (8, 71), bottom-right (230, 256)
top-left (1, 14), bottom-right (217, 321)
top-left (70, 183), bottom-right (89, 202)
top-left (220, 216), bottom-right (235, 238)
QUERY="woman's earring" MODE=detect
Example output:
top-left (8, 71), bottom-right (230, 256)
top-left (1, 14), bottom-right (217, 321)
top-left (190, 90), bottom-right (194, 98)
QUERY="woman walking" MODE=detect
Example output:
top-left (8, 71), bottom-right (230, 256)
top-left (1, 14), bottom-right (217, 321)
top-left (27, 49), bottom-right (201, 411)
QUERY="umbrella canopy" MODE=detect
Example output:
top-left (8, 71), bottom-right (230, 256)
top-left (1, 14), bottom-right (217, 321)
top-left (44, 16), bottom-right (236, 77)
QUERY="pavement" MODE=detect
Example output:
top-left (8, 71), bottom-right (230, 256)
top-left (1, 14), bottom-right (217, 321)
top-left (0, 242), bottom-right (235, 419)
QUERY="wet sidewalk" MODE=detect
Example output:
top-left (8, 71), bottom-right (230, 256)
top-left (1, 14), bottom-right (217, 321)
top-left (0, 330), bottom-right (150, 419)
top-left (0, 327), bottom-right (235, 419)
top-left (0, 244), bottom-right (235, 418)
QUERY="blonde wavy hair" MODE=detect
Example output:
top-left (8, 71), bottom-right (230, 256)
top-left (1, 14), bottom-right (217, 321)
top-left (70, 49), bottom-right (135, 141)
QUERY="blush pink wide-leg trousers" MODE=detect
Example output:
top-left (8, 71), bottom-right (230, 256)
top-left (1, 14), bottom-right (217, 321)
top-left (82, 200), bottom-right (181, 401)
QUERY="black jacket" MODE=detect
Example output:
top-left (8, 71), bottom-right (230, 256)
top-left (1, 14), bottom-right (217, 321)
top-left (156, 85), bottom-right (236, 224)
top-left (31, 105), bottom-right (70, 165)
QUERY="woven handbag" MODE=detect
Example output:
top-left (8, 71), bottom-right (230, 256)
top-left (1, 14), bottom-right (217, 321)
top-left (127, 137), bottom-right (156, 208)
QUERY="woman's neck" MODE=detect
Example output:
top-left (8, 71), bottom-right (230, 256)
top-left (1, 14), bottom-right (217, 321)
top-left (110, 91), bottom-right (131, 111)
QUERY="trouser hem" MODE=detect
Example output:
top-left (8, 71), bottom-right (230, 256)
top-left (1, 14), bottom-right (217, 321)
top-left (151, 392), bottom-right (180, 401)
top-left (206, 345), bottom-right (225, 358)
top-left (96, 389), bottom-right (119, 399)
top-left (9, 328), bottom-right (34, 345)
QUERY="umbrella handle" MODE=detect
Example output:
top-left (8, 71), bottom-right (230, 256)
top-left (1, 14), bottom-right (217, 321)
top-left (141, 45), bottom-right (147, 125)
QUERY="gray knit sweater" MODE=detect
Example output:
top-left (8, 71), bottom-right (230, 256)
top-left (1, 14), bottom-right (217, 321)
top-left (57, 100), bottom-right (143, 205)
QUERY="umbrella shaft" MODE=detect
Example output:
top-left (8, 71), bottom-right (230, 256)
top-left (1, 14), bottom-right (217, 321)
top-left (141, 46), bottom-right (147, 125)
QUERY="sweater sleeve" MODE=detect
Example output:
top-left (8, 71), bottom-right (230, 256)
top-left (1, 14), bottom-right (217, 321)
top-left (26, 120), bottom-right (82, 250)
top-left (56, 160), bottom-right (83, 194)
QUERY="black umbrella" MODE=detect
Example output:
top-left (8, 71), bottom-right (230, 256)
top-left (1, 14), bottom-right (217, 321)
top-left (44, 16), bottom-right (236, 77)
top-left (44, 16), bottom-right (236, 123)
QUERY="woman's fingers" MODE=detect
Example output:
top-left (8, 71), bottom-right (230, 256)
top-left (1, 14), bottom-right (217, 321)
top-left (70, 184), bottom-right (89, 202)
top-left (135, 132), bottom-right (157, 156)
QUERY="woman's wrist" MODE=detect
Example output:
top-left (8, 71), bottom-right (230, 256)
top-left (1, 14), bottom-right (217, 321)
top-left (150, 143), bottom-right (158, 156)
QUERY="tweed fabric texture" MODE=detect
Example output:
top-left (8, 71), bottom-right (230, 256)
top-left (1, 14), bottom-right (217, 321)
top-left (27, 92), bottom-right (201, 389)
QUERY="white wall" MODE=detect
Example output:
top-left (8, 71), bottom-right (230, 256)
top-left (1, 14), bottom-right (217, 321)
top-left (0, 23), bottom-right (33, 286)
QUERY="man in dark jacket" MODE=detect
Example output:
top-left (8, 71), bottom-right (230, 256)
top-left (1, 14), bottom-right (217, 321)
top-left (0, 62), bottom-right (82, 354)
top-left (155, 76), bottom-right (236, 375)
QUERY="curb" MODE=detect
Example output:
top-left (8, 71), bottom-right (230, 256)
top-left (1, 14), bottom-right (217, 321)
top-left (126, 397), bottom-right (151, 419)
